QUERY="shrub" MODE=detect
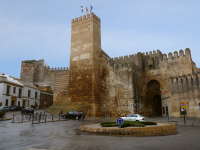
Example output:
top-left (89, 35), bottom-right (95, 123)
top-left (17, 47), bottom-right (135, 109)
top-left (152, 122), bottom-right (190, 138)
top-left (130, 123), bottom-right (145, 127)
top-left (100, 122), bottom-right (116, 125)
top-left (100, 121), bottom-right (157, 128)
top-left (101, 124), bottom-right (118, 127)
top-left (0, 111), bottom-right (6, 118)
top-left (140, 121), bottom-right (157, 125)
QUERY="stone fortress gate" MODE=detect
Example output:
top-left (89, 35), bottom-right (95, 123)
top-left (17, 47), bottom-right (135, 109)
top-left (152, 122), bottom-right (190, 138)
top-left (20, 12), bottom-right (200, 118)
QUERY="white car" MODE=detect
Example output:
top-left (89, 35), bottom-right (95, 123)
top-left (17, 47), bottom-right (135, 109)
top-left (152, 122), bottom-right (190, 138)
top-left (121, 114), bottom-right (148, 122)
top-left (0, 106), bottom-right (9, 112)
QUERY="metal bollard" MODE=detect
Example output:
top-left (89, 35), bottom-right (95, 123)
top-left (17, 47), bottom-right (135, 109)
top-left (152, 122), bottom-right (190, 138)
top-left (167, 114), bottom-right (170, 124)
top-left (38, 113), bottom-right (41, 123)
top-left (184, 114), bottom-right (186, 124)
top-left (59, 114), bottom-right (60, 121)
top-left (32, 114), bottom-right (34, 124)
top-left (45, 115), bottom-right (46, 122)
top-left (81, 116), bottom-right (83, 126)
top-left (52, 114), bottom-right (53, 122)
top-left (107, 114), bottom-right (109, 121)
top-left (35, 112), bottom-right (37, 121)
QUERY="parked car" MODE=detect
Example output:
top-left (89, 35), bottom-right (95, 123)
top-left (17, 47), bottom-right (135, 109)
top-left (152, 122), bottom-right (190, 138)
top-left (21, 107), bottom-right (34, 114)
top-left (0, 106), bottom-right (9, 112)
top-left (61, 111), bottom-right (85, 120)
top-left (121, 114), bottom-right (148, 122)
top-left (9, 105), bottom-right (23, 111)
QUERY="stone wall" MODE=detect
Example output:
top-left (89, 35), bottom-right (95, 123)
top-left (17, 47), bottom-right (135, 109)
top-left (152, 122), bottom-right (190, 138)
top-left (20, 13), bottom-right (200, 118)
top-left (170, 74), bottom-right (200, 117)
top-left (40, 92), bottom-right (53, 108)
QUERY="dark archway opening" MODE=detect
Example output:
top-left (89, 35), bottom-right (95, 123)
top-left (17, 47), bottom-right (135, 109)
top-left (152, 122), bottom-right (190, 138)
top-left (152, 95), bottom-right (162, 116)
top-left (147, 80), bottom-right (162, 116)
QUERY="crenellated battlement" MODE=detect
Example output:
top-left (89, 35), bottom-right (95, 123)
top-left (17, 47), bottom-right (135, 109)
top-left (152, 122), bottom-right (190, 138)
top-left (71, 12), bottom-right (100, 24)
top-left (170, 73), bottom-right (200, 88)
top-left (43, 66), bottom-right (69, 71)
top-left (113, 54), bottom-right (135, 61)
top-left (145, 49), bottom-right (163, 56)
top-left (112, 48), bottom-right (191, 64)
top-left (160, 48), bottom-right (191, 62)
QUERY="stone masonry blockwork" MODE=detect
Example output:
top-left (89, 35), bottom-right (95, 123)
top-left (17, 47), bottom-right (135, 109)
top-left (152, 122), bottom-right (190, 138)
top-left (20, 13), bottom-right (200, 118)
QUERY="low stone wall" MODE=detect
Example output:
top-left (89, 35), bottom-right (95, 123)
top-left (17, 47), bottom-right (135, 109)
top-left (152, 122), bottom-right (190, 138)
top-left (79, 122), bottom-right (177, 136)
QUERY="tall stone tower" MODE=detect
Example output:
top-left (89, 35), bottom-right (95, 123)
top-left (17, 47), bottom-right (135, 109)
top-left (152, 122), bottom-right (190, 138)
top-left (68, 13), bottom-right (101, 116)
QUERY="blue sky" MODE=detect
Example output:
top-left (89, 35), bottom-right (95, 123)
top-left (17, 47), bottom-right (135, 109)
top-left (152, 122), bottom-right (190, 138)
top-left (1, 0), bottom-right (200, 78)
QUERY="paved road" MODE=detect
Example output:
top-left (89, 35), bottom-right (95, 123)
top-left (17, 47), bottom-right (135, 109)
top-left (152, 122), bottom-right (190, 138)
top-left (0, 116), bottom-right (200, 150)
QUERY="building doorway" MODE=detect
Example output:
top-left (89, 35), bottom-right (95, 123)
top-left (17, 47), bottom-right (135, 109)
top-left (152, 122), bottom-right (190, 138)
top-left (11, 97), bottom-right (17, 106)
top-left (22, 100), bottom-right (26, 108)
top-left (153, 95), bottom-right (162, 116)
top-left (147, 80), bottom-right (162, 116)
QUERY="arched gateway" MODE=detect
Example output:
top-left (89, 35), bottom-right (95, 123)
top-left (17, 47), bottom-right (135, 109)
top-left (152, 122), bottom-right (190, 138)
top-left (147, 80), bottom-right (162, 116)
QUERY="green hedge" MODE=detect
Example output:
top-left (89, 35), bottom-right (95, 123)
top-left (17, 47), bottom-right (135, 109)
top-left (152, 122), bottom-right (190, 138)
top-left (101, 122), bottom-right (116, 125)
top-left (0, 111), bottom-right (6, 118)
top-left (101, 121), bottom-right (156, 128)
top-left (140, 121), bottom-right (157, 125)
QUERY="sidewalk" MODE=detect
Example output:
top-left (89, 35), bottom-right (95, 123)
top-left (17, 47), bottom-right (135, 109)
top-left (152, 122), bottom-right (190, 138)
top-left (148, 116), bottom-right (200, 126)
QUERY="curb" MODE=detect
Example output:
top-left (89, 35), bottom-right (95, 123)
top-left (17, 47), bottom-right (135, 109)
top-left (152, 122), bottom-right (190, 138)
top-left (0, 118), bottom-right (13, 121)
top-left (79, 122), bottom-right (177, 137)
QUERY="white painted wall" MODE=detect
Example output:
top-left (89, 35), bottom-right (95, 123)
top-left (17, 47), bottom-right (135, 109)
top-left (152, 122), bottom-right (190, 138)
top-left (0, 75), bottom-right (40, 108)
top-left (162, 97), bottom-right (172, 117)
top-left (0, 83), bottom-right (3, 103)
top-left (23, 86), bottom-right (40, 107)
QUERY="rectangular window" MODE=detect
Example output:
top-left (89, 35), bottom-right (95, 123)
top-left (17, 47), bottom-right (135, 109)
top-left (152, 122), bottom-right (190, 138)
top-left (163, 107), bottom-right (165, 114)
top-left (18, 89), bottom-right (22, 97)
top-left (6, 99), bottom-right (8, 106)
top-left (13, 87), bottom-right (16, 93)
top-left (28, 100), bottom-right (29, 107)
top-left (35, 92), bottom-right (37, 98)
top-left (6, 85), bottom-right (10, 95)
top-left (18, 101), bottom-right (20, 106)
top-left (28, 90), bottom-right (31, 97)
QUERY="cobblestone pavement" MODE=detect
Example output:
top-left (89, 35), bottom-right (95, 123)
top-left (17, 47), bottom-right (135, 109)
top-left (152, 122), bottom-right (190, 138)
top-left (0, 115), bottom-right (200, 150)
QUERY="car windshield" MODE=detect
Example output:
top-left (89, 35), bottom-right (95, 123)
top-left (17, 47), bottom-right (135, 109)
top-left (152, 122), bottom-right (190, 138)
top-left (137, 114), bottom-right (144, 117)
top-left (127, 114), bottom-right (132, 117)
top-left (0, 106), bottom-right (3, 108)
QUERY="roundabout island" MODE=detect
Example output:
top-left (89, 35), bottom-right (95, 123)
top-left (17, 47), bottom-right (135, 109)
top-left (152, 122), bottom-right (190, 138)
top-left (79, 122), bottom-right (177, 137)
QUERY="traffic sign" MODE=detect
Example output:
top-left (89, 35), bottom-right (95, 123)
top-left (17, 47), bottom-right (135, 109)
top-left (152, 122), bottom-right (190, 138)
top-left (116, 118), bottom-right (124, 126)
top-left (44, 101), bottom-right (46, 105)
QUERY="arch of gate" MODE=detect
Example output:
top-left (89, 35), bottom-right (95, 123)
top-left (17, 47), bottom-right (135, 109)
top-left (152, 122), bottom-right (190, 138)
top-left (146, 80), bottom-right (162, 116)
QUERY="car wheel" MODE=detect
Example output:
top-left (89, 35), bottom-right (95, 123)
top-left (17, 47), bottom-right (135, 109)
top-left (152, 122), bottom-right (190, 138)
top-left (136, 120), bottom-right (139, 122)
top-left (62, 116), bottom-right (65, 119)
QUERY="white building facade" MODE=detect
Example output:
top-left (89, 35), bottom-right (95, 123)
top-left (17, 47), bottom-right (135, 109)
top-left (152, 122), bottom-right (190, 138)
top-left (0, 75), bottom-right (40, 108)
